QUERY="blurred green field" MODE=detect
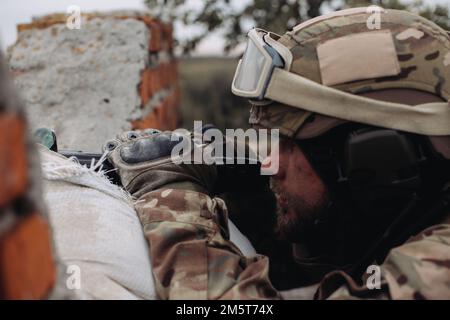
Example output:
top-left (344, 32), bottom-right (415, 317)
top-left (178, 57), bottom-right (251, 131)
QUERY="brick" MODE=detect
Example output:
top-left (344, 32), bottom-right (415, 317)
top-left (148, 68), bottom-right (161, 95)
top-left (162, 100), bottom-right (170, 128)
top-left (162, 91), bottom-right (178, 130)
top-left (138, 15), bottom-right (154, 28)
top-left (140, 69), bottom-right (151, 106)
top-left (145, 68), bottom-right (154, 99)
top-left (0, 115), bottom-right (28, 207)
top-left (174, 61), bottom-right (179, 81)
top-left (131, 111), bottom-right (159, 130)
top-left (17, 15), bottom-right (66, 33)
top-left (162, 64), bottom-right (168, 89)
top-left (159, 64), bottom-right (165, 88)
top-left (173, 88), bottom-right (181, 128)
top-left (166, 63), bottom-right (171, 86)
top-left (148, 21), bottom-right (162, 52)
top-left (160, 64), bottom-right (168, 88)
top-left (174, 84), bottom-right (181, 105)
top-left (162, 24), bottom-right (174, 50)
top-left (154, 104), bottom-right (164, 129)
top-left (0, 213), bottom-right (56, 299)
top-left (159, 66), bottom-right (165, 91)
top-left (168, 62), bottom-right (174, 85)
top-left (163, 61), bottom-right (177, 87)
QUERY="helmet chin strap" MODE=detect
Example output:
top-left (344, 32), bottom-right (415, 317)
top-left (293, 131), bottom-right (351, 264)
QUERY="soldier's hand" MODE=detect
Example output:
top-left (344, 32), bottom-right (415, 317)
top-left (104, 129), bottom-right (218, 198)
top-left (104, 127), bottom-right (269, 199)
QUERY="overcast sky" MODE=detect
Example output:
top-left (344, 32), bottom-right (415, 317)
top-left (1, 0), bottom-right (448, 56)
top-left (0, 0), bottom-right (233, 55)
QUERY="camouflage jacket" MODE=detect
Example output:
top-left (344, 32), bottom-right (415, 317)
top-left (136, 188), bottom-right (450, 300)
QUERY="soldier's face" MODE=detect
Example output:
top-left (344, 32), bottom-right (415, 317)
top-left (269, 138), bottom-right (329, 242)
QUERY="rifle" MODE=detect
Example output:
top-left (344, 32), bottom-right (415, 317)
top-left (33, 128), bottom-right (268, 192)
top-left (34, 128), bottom-right (121, 185)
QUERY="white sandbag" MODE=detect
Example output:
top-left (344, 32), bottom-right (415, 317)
top-left (39, 145), bottom-right (256, 300)
top-left (40, 146), bottom-right (156, 300)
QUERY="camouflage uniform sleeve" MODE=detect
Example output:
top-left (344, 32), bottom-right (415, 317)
top-left (381, 223), bottom-right (450, 299)
top-left (134, 188), bottom-right (281, 300)
top-left (317, 223), bottom-right (450, 300)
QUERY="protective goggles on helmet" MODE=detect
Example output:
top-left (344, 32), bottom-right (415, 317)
top-left (231, 28), bottom-right (293, 101)
top-left (231, 29), bottom-right (450, 136)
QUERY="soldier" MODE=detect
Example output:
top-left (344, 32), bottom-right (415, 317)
top-left (105, 8), bottom-right (450, 299)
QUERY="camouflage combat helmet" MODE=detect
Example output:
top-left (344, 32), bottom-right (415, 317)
top-left (247, 7), bottom-right (450, 157)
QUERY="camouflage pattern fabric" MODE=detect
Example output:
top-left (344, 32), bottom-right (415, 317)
top-left (105, 128), bottom-right (450, 300)
top-left (106, 129), bottom-right (280, 299)
top-left (249, 103), bottom-right (312, 140)
top-left (251, 8), bottom-right (450, 135)
top-left (134, 188), bottom-right (280, 300)
top-left (133, 187), bottom-right (450, 300)
top-left (318, 220), bottom-right (450, 300)
top-left (108, 8), bottom-right (450, 300)
top-left (381, 222), bottom-right (450, 299)
top-left (281, 8), bottom-right (450, 100)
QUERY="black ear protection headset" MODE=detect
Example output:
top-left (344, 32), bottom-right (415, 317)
top-left (297, 123), bottom-right (450, 278)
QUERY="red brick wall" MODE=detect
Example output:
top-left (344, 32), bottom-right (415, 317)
top-left (133, 18), bottom-right (180, 131)
top-left (134, 60), bottom-right (180, 130)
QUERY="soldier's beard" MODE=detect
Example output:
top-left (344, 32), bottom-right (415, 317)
top-left (270, 181), bottom-right (329, 244)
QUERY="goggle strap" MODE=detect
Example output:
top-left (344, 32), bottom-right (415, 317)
top-left (265, 68), bottom-right (450, 136)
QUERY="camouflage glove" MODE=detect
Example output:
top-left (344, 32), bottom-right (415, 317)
top-left (105, 129), bottom-right (218, 198)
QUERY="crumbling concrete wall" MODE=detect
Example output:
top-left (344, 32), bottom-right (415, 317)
top-left (8, 12), bottom-right (179, 152)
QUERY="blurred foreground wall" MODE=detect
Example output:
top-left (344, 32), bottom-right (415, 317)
top-left (8, 11), bottom-right (180, 152)
top-left (0, 52), bottom-right (74, 300)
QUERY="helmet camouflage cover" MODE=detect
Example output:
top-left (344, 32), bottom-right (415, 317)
top-left (249, 7), bottom-right (450, 142)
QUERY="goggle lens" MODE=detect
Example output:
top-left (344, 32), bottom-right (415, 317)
top-left (233, 38), bottom-right (267, 92)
